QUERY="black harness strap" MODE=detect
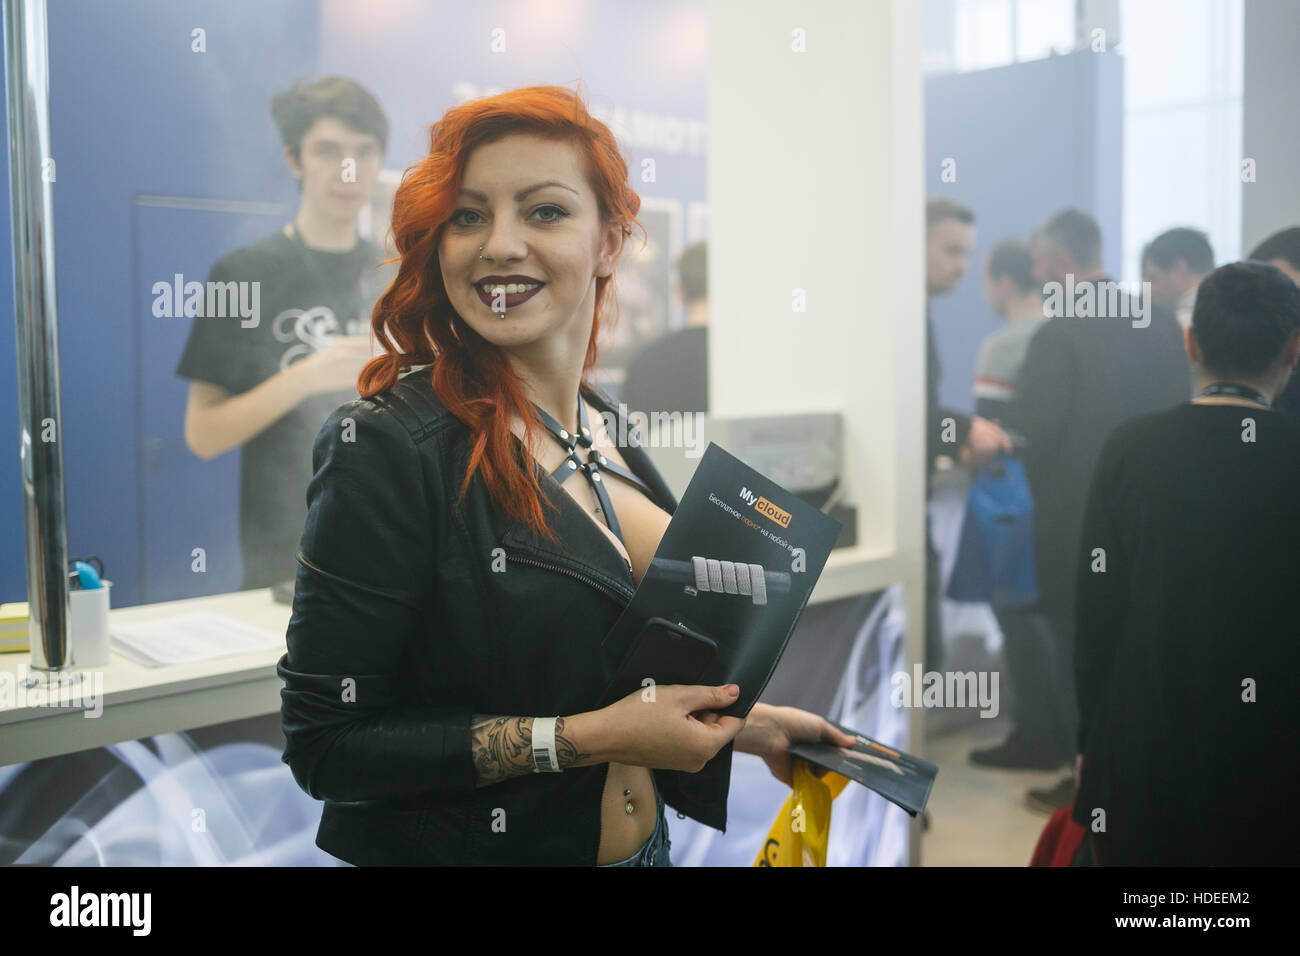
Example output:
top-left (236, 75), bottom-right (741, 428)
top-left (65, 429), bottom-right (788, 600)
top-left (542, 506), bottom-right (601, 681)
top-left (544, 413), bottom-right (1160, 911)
top-left (531, 394), bottom-right (654, 548)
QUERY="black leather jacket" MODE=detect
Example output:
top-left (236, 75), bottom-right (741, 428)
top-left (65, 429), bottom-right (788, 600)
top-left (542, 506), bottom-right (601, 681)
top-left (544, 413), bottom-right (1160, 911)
top-left (277, 371), bottom-right (733, 865)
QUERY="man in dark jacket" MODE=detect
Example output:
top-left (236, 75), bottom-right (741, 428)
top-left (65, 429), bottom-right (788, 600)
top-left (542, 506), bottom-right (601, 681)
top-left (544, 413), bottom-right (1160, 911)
top-left (1142, 227), bottom-right (1215, 400)
top-left (1005, 208), bottom-right (1190, 812)
top-left (924, 199), bottom-right (1012, 672)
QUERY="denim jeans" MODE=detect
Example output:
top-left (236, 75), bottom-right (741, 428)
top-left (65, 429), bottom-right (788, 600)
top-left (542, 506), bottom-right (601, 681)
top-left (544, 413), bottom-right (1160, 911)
top-left (597, 781), bottom-right (672, 867)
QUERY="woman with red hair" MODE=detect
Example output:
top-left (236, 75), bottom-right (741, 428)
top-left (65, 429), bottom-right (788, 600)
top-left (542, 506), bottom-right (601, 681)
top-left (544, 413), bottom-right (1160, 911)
top-left (277, 84), bottom-right (852, 866)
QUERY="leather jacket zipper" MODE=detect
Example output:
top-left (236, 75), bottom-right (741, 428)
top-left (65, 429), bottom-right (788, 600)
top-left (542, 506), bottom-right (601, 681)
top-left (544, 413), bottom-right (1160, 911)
top-left (504, 548), bottom-right (629, 864)
top-left (504, 550), bottom-right (633, 606)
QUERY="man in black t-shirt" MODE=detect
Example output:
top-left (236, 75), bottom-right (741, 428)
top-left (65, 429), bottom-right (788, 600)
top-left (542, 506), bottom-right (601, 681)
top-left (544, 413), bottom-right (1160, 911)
top-left (176, 77), bottom-right (392, 590)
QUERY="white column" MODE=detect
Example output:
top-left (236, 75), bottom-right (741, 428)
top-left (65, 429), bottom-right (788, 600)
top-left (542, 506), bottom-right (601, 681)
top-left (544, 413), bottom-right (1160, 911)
top-left (708, 0), bottom-right (926, 865)
top-left (1242, 0), bottom-right (1300, 248)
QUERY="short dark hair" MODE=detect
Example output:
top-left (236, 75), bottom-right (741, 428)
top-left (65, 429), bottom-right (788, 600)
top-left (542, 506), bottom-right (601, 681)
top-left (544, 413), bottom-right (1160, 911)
top-left (926, 197), bottom-right (975, 231)
top-left (1192, 261), bottom-right (1300, 380)
top-left (1142, 227), bottom-right (1214, 275)
top-left (1247, 226), bottom-right (1300, 271)
top-left (986, 239), bottom-right (1037, 293)
top-left (676, 241), bottom-right (707, 304)
top-left (1035, 207), bottom-right (1102, 271)
top-left (271, 75), bottom-right (389, 165)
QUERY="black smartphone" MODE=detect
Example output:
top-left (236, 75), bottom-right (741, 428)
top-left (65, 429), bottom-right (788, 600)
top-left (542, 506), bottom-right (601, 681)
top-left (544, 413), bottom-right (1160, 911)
top-left (600, 616), bottom-right (718, 706)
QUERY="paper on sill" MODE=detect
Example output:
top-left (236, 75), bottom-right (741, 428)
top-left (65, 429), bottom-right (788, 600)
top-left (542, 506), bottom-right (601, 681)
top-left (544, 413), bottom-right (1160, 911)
top-left (109, 613), bottom-right (285, 667)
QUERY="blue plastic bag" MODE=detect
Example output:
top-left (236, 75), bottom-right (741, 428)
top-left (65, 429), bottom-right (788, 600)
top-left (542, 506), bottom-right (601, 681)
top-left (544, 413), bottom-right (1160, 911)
top-left (945, 454), bottom-right (1038, 607)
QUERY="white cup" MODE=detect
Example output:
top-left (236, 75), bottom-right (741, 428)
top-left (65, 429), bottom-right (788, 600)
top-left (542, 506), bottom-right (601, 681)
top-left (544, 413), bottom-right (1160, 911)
top-left (69, 580), bottom-right (112, 667)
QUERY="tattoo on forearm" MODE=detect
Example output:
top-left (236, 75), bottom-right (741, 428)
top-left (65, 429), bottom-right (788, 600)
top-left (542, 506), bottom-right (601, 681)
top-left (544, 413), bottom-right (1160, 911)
top-left (470, 715), bottom-right (591, 787)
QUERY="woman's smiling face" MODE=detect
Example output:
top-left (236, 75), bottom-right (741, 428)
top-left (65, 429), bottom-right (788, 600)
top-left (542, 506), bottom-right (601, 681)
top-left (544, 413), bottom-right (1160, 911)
top-left (438, 133), bottom-right (623, 357)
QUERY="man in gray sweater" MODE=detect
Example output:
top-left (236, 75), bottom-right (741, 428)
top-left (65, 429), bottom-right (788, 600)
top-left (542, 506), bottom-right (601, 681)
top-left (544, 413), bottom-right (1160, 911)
top-left (966, 240), bottom-right (1061, 772)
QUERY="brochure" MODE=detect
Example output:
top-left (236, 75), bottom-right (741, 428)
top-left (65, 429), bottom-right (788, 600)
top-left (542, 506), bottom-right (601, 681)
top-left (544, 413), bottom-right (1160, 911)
top-left (788, 719), bottom-right (938, 816)
top-left (600, 441), bottom-right (843, 719)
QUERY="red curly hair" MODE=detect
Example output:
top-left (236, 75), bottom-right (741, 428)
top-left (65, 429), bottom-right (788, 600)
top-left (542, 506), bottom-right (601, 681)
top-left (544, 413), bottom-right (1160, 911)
top-left (358, 84), bottom-right (645, 545)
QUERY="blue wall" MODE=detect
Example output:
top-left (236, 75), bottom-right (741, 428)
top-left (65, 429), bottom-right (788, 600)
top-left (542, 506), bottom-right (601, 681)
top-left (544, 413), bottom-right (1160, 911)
top-left (2, 0), bottom-right (707, 607)
top-left (2, 0), bottom-right (320, 606)
top-left (925, 50), bottom-right (1124, 416)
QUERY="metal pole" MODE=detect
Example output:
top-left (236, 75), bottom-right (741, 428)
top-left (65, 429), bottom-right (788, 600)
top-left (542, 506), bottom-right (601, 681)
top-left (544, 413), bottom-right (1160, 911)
top-left (4, 0), bottom-right (71, 675)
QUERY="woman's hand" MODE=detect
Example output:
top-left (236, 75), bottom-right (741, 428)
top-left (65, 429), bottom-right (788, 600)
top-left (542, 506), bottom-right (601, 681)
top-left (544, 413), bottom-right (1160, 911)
top-left (593, 683), bottom-right (746, 772)
top-left (732, 703), bottom-right (857, 786)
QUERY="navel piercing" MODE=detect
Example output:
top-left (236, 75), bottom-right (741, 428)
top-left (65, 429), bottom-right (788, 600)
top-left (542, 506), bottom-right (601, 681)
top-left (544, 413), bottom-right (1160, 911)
top-left (624, 788), bottom-right (635, 815)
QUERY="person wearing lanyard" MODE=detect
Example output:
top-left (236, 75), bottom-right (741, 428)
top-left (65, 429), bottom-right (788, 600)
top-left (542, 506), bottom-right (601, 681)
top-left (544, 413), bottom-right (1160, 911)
top-left (1070, 260), bottom-right (1300, 864)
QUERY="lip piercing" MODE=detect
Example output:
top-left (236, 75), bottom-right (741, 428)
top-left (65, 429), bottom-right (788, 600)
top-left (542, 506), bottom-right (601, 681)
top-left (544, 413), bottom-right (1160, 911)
top-left (479, 245), bottom-right (505, 318)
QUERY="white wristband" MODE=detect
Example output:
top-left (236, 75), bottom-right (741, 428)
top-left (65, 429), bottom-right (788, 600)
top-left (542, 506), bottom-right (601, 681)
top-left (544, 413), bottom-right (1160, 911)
top-left (531, 716), bottom-right (560, 773)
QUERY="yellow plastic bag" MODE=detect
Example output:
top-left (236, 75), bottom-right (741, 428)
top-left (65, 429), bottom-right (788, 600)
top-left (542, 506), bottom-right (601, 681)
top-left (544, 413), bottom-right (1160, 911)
top-left (753, 758), bottom-right (851, 866)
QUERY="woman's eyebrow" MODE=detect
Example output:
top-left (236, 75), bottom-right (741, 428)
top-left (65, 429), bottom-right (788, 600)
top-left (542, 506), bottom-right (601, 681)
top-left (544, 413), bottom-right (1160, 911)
top-left (458, 180), bottom-right (580, 202)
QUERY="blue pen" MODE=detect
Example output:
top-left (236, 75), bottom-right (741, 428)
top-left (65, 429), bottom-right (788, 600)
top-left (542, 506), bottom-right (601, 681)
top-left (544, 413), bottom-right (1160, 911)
top-left (72, 560), bottom-right (102, 590)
